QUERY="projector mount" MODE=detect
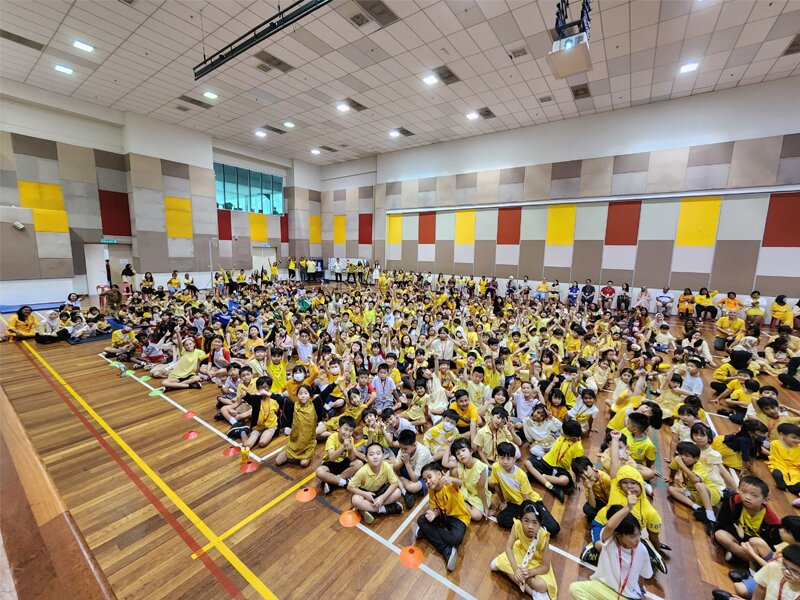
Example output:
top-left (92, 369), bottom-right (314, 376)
top-left (554, 0), bottom-right (592, 40)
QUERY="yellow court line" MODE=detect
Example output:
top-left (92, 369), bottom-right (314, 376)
top-left (193, 439), bottom-right (366, 559)
top-left (193, 472), bottom-right (317, 559)
top-left (21, 341), bottom-right (277, 600)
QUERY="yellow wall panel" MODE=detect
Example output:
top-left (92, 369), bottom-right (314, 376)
top-left (164, 196), bottom-right (193, 239)
top-left (675, 196), bottom-right (722, 247)
top-left (18, 181), bottom-right (64, 210)
top-left (546, 204), bottom-right (577, 245)
top-left (309, 214), bottom-right (321, 244)
top-left (333, 215), bottom-right (346, 245)
top-left (455, 210), bottom-right (475, 245)
top-left (32, 208), bottom-right (69, 233)
top-left (249, 213), bottom-right (268, 242)
top-left (387, 214), bottom-right (402, 245)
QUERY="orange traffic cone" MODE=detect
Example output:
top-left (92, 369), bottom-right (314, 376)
top-left (399, 545), bottom-right (425, 569)
top-left (338, 510), bottom-right (361, 528)
top-left (296, 487), bottom-right (317, 502)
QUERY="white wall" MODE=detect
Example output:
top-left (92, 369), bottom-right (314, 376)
top-left (321, 156), bottom-right (377, 191)
top-left (375, 77), bottom-right (800, 183)
top-left (289, 159), bottom-right (322, 190)
top-left (123, 112), bottom-right (213, 168)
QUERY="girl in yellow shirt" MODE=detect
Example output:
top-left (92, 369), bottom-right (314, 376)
top-left (771, 295), bottom-right (794, 327)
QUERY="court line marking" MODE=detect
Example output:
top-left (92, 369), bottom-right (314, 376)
top-left (192, 473), bottom-right (317, 559)
top-left (8, 340), bottom-right (247, 600)
top-left (22, 342), bottom-right (277, 600)
top-left (387, 498), bottom-right (427, 544)
top-left (96, 352), bottom-right (287, 464)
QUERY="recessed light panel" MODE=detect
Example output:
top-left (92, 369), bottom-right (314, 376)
top-left (203, 91), bottom-right (218, 100)
top-left (73, 40), bottom-right (93, 52)
top-left (680, 62), bottom-right (699, 74)
top-left (255, 130), bottom-right (267, 138)
top-left (54, 64), bottom-right (73, 74)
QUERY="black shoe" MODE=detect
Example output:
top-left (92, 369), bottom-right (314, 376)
top-left (386, 502), bottom-right (403, 515)
top-left (227, 425), bottom-right (250, 439)
top-left (188, 382), bottom-right (202, 389)
top-left (213, 412), bottom-right (224, 421)
top-left (692, 507), bottom-right (705, 521)
top-left (216, 400), bottom-right (224, 409)
top-left (728, 569), bottom-right (751, 583)
top-left (704, 519), bottom-right (716, 536)
top-left (712, 591), bottom-right (732, 600)
top-left (717, 409), bottom-right (733, 417)
top-left (548, 485), bottom-right (565, 502)
top-left (403, 491), bottom-right (416, 509)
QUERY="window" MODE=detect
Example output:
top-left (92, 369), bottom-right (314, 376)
top-left (213, 162), bottom-right (285, 215)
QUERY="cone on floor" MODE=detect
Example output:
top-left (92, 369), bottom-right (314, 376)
top-left (223, 446), bottom-right (239, 457)
top-left (339, 510), bottom-right (360, 528)
top-left (180, 411), bottom-right (196, 419)
top-left (399, 546), bottom-right (424, 569)
top-left (182, 430), bottom-right (199, 441)
top-left (296, 487), bottom-right (317, 502)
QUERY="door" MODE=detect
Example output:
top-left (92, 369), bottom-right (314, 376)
top-left (84, 244), bottom-right (108, 293)
top-left (251, 247), bottom-right (277, 273)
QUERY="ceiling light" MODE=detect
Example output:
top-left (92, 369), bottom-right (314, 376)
top-left (466, 112), bottom-right (479, 120)
top-left (680, 62), bottom-right (699, 74)
top-left (203, 91), bottom-right (218, 100)
top-left (254, 130), bottom-right (267, 138)
top-left (423, 74), bottom-right (438, 85)
top-left (389, 129), bottom-right (401, 138)
top-left (54, 64), bottom-right (73, 74)
top-left (73, 40), bottom-right (93, 52)
top-left (283, 121), bottom-right (295, 128)
top-left (336, 102), bottom-right (350, 112)
top-left (310, 148), bottom-right (321, 155)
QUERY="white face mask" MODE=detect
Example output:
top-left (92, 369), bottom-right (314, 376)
top-left (293, 372), bottom-right (305, 382)
top-left (330, 366), bottom-right (340, 375)
top-left (442, 422), bottom-right (455, 432)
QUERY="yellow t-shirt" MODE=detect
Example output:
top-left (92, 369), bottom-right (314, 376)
top-left (473, 425), bottom-right (515, 463)
top-left (715, 316), bottom-right (744, 339)
top-left (325, 434), bottom-right (349, 463)
top-left (349, 461), bottom-right (398, 491)
top-left (111, 329), bottom-right (135, 347)
top-left (423, 423), bottom-right (459, 453)
top-left (267, 361), bottom-right (287, 393)
top-left (622, 428), bottom-right (656, 463)
top-left (428, 483), bottom-right (472, 526)
top-left (740, 506), bottom-right (766, 538)
top-left (255, 397), bottom-right (279, 430)
top-left (489, 464), bottom-right (542, 504)
top-left (449, 401), bottom-right (479, 428)
top-left (543, 437), bottom-right (584, 472)
top-left (170, 348), bottom-right (206, 379)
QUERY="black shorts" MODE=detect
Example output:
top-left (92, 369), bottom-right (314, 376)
top-left (322, 458), bottom-right (351, 476)
top-left (177, 375), bottom-right (195, 382)
top-left (528, 457), bottom-right (574, 489)
top-left (456, 424), bottom-right (471, 434)
top-left (359, 483), bottom-right (391, 497)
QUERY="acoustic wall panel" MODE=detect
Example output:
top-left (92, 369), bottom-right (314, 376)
top-left (716, 194), bottom-right (770, 240)
top-left (675, 196), bottom-right (722, 247)
top-left (333, 215), bottom-right (346, 244)
top-left (164, 196), bottom-right (192, 239)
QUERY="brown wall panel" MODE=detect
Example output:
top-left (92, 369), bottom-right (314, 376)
top-left (670, 271), bottom-right (711, 292)
top-left (193, 234), bottom-right (212, 272)
top-left (755, 276), bottom-right (800, 297)
top-left (572, 240), bottom-right (603, 282)
top-left (633, 240), bottom-right (674, 288)
top-left (418, 261), bottom-right (435, 273)
top-left (473, 241), bottom-right (496, 277)
top-left (170, 257), bottom-right (196, 272)
top-left (160, 159), bottom-right (188, 179)
top-left (39, 258), bottom-right (74, 278)
top-left (495, 264), bottom-right (518, 278)
top-left (601, 269), bottom-right (634, 286)
top-left (136, 230), bottom-right (169, 273)
top-left (0, 222), bottom-right (40, 279)
top-left (518, 240), bottom-right (545, 279)
top-left (710, 240), bottom-right (759, 293)
top-left (453, 262), bottom-right (474, 276)
top-left (346, 240), bottom-right (359, 258)
top-left (401, 240), bottom-right (418, 271)
top-left (434, 240), bottom-right (454, 274)
top-left (543, 266), bottom-right (571, 281)
top-left (10, 133), bottom-right (58, 159)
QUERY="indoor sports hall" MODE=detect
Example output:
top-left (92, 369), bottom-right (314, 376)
top-left (1, 1), bottom-right (799, 599)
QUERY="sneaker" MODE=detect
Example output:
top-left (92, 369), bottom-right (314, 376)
top-left (216, 400), bottom-right (225, 409)
top-left (692, 507), bottom-right (705, 522)
top-left (446, 547), bottom-right (458, 571)
top-left (403, 490), bottom-right (416, 509)
top-left (386, 502), bottom-right (403, 515)
top-left (188, 382), bottom-right (202, 389)
top-left (650, 551), bottom-right (668, 574)
top-left (728, 569), bottom-right (751, 583)
top-left (213, 412), bottom-right (224, 421)
top-left (580, 543), bottom-right (599, 565)
top-left (793, 498), bottom-right (800, 508)
top-left (323, 482), bottom-right (332, 495)
top-left (411, 523), bottom-right (419, 543)
top-left (283, 427), bottom-right (292, 436)
top-left (547, 485), bottom-right (565, 502)
top-left (361, 510), bottom-right (375, 524)
top-left (712, 591), bottom-right (732, 600)
top-left (704, 519), bottom-right (716, 537)
top-left (227, 425), bottom-right (250, 440)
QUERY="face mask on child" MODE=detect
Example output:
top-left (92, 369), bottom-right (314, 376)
top-left (442, 422), bottom-right (455, 432)
top-left (293, 372), bottom-right (305, 382)
top-left (330, 366), bottom-right (340, 375)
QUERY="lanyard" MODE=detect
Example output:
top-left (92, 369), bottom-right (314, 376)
top-left (617, 544), bottom-right (634, 599)
top-left (556, 440), bottom-right (574, 465)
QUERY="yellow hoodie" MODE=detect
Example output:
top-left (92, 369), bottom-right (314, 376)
top-left (594, 465), bottom-right (662, 535)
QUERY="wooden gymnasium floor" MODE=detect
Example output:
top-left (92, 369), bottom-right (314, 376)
top-left (1, 313), bottom-right (798, 600)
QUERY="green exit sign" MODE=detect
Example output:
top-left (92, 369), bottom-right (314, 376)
top-left (101, 238), bottom-right (118, 244)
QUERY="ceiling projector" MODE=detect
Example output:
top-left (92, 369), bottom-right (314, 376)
top-left (546, 31), bottom-right (592, 79)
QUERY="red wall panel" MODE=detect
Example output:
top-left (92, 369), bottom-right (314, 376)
top-left (280, 214), bottom-right (289, 243)
top-left (497, 207), bottom-right (521, 244)
top-left (358, 213), bottom-right (373, 244)
top-left (217, 209), bottom-right (232, 241)
top-left (763, 192), bottom-right (800, 247)
top-left (98, 190), bottom-right (132, 236)
top-left (418, 212), bottom-right (436, 244)
top-left (605, 200), bottom-right (641, 245)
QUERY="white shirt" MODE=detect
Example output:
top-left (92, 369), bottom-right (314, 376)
top-left (593, 536), bottom-right (653, 599)
top-left (431, 337), bottom-right (455, 360)
top-left (682, 372), bottom-right (704, 396)
top-left (333, 262), bottom-right (342, 273)
top-left (513, 392), bottom-right (536, 420)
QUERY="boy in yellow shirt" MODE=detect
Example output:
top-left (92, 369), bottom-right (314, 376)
top-left (490, 442), bottom-right (561, 537)
top-left (767, 423), bottom-right (800, 499)
top-left (524, 419), bottom-right (584, 502)
top-left (315, 415), bottom-right (365, 495)
top-left (347, 442), bottom-right (403, 524)
top-left (667, 441), bottom-right (722, 535)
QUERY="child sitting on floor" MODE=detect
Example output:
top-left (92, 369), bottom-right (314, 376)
top-left (523, 419), bottom-right (584, 502)
top-left (490, 500), bottom-right (558, 600)
top-left (572, 455), bottom-right (611, 521)
top-left (315, 415), bottom-right (366, 495)
top-left (347, 442), bottom-right (403, 524)
top-left (667, 441), bottom-right (723, 535)
top-left (767, 423), bottom-right (800, 504)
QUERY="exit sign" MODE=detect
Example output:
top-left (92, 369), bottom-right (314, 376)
top-left (101, 238), bottom-right (118, 244)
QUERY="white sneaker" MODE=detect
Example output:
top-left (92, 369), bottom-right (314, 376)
top-left (411, 523), bottom-right (419, 543)
top-left (446, 547), bottom-right (458, 571)
top-left (283, 427), bottom-right (292, 436)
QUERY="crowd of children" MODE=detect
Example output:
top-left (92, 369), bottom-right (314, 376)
top-left (5, 267), bottom-right (800, 600)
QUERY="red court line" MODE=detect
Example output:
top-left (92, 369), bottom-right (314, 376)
top-left (14, 345), bottom-right (246, 600)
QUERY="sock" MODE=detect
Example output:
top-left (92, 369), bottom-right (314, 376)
top-left (706, 509), bottom-right (716, 522)
top-left (378, 506), bottom-right (387, 514)
top-left (490, 559), bottom-right (498, 571)
top-left (531, 591), bottom-right (549, 600)
top-left (691, 503), bottom-right (701, 510)
top-left (338, 478), bottom-right (347, 487)
top-left (229, 417), bottom-right (237, 425)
